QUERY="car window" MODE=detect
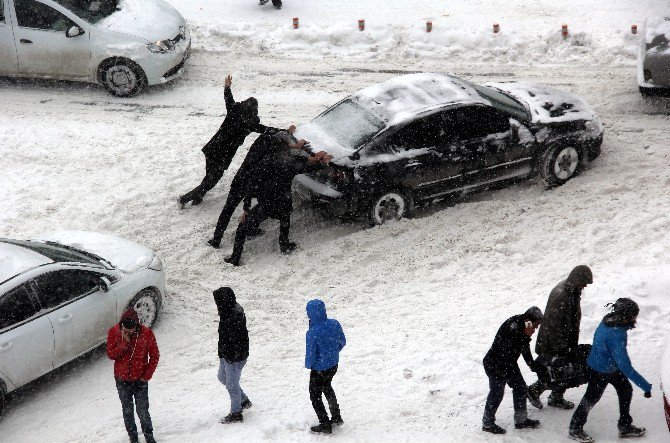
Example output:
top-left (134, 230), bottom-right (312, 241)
top-left (454, 106), bottom-right (510, 140)
top-left (389, 111), bottom-right (457, 152)
top-left (3, 240), bottom-right (101, 266)
top-left (312, 100), bottom-right (385, 151)
top-left (33, 270), bottom-right (100, 310)
top-left (0, 284), bottom-right (39, 330)
top-left (52, 0), bottom-right (118, 24)
top-left (15, 0), bottom-right (75, 31)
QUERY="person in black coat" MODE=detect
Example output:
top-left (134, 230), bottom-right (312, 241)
top-left (223, 145), bottom-right (332, 266)
top-left (482, 306), bottom-right (544, 435)
top-left (214, 287), bottom-right (251, 423)
top-left (179, 74), bottom-right (281, 208)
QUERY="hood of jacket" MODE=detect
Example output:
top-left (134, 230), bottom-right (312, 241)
top-left (565, 265), bottom-right (593, 291)
top-left (307, 299), bottom-right (327, 326)
top-left (120, 307), bottom-right (140, 324)
top-left (214, 287), bottom-right (237, 315)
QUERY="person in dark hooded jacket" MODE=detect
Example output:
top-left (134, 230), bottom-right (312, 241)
top-left (528, 265), bottom-right (593, 410)
top-left (214, 287), bottom-right (251, 423)
top-left (305, 299), bottom-right (346, 434)
top-left (482, 307), bottom-right (543, 435)
top-left (568, 298), bottom-right (651, 443)
top-left (179, 74), bottom-right (281, 208)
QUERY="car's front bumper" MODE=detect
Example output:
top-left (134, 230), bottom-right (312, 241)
top-left (294, 174), bottom-right (354, 217)
top-left (141, 36), bottom-right (191, 86)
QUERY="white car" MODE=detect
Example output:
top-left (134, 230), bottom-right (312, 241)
top-left (0, 0), bottom-right (190, 96)
top-left (0, 231), bottom-right (165, 417)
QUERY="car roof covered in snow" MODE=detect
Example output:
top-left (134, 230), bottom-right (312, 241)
top-left (0, 240), bottom-right (52, 285)
top-left (349, 73), bottom-right (489, 126)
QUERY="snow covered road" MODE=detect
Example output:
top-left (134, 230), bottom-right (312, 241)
top-left (1, 48), bottom-right (670, 442)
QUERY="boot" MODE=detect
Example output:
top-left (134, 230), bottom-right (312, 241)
top-left (548, 396), bottom-right (574, 409)
top-left (568, 429), bottom-right (594, 442)
top-left (241, 398), bottom-right (252, 410)
top-left (178, 196), bottom-right (188, 210)
top-left (310, 422), bottom-right (332, 434)
top-left (191, 196), bottom-right (203, 206)
top-left (330, 415), bottom-right (344, 427)
top-left (280, 242), bottom-right (297, 254)
top-left (221, 412), bottom-right (243, 424)
top-left (619, 424), bottom-right (646, 438)
top-left (527, 387), bottom-right (544, 409)
top-left (144, 435), bottom-right (157, 443)
top-left (207, 238), bottom-right (220, 249)
top-left (224, 256), bottom-right (240, 267)
top-left (482, 424), bottom-right (506, 434)
top-left (515, 418), bottom-right (540, 429)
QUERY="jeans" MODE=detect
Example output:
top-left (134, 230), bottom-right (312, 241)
top-left (309, 365), bottom-right (341, 424)
top-left (569, 369), bottom-right (633, 432)
top-left (218, 358), bottom-right (249, 414)
top-left (483, 369), bottom-right (528, 427)
top-left (182, 156), bottom-right (230, 203)
top-left (115, 380), bottom-right (153, 442)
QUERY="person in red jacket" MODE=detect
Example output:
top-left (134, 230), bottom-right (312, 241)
top-left (107, 308), bottom-right (160, 443)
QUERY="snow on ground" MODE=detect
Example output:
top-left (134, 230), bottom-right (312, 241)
top-left (2, 0), bottom-right (670, 442)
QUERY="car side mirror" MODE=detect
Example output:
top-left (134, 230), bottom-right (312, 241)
top-left (99, 277), bottom-right (111, 292)
top-left (66, 26), bottom-right (85, 38)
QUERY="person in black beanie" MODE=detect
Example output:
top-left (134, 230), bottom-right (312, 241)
top-left (482, 306), bottom-right (544, 435)
top-left (214, 287), bottom-right (251, 423)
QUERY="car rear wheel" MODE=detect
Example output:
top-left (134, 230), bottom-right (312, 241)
top-left (99, 58), bottom-right (147, 97)
top-left (369, 191), bottom-right (409, 225)
top-left (128, 289), bottom-right (159, 327)
top-left (540, 145), bottom-right (582, 186)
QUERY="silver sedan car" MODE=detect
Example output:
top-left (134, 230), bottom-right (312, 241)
top-left (0, 231), bottom-right (165, 418)
top-left (639, 17), bottom-right (670, 96)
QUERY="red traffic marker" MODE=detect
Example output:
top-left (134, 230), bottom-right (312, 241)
top-left (631, 24), bottom-right (638, 34)
top-left (293, 17), bottom-right (299, 29)
top-left (426, 21), bottom-right (433, 33)
top-left (493, 23), bottom-right (500, 33)
top-left (358, 19), bottom-right (365, 31)
top-left (561, 24), bottom-right (569, 38)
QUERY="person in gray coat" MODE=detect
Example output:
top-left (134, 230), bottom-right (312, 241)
top-left (527, 265), bottom-right (593, 410)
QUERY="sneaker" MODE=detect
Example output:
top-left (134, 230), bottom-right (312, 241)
top-left (280, 242), bottom-right (297, 254)
top-left (310, 423), bottom-right (332, 434)
top-left (619, 424), bottom-right (646, 438)
top-left (221, 412), bottom-right (243, 424)
top-left (273, 2), bottom-right (282, 9)
top-left (207, 238), bottom-right (221, 249)
top-left (527, 389), bottom-right (544, 409)
top-left (241, 398), bottom-right (252, 410)
top-left (178, 196), bottom-right (188, 210)
top-left (515, 418), bottom-right (540, 429)
top-left (331, 416), bottom-right (344, 427)
top-left (548, 397), bottom-right (574, 409)
top-left (568, 429), bottom-right (594, 442)
top-left (224, 256), bottom-right (240, 267)
top-left (191, 196), bottom-right (203, 206)
top-left (482, 424), bottom-right (506, 434)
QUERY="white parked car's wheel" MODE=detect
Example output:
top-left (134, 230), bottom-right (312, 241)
top-left (369, 191), bottom-right (408, 225)
top-left (541, 145), bottom-right (582, 186)
top-left (99, 58), bottom-right (147, 98)
top-left (129, 289), bottom-right (159, 327)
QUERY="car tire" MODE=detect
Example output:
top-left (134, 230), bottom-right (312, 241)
top-left (128, 289), bottom-right (159, 327)
top-left (540, 145), bottom-right (583, 186)
top-left (0, 383), bottom-right (6, 419)
top-left (369, 191), bottom-right (410, 225)
top-left (98, 58), bottom-right (147, 97)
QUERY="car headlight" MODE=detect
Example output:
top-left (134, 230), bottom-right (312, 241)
top-left (147, 40), bottom-right (175, 53)
top-left (147, 254), bottom-right (163, 271)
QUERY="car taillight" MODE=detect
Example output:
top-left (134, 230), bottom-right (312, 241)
top-left (644, 69), bottom-right (653, 82)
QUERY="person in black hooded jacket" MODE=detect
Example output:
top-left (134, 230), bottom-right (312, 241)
top-left (214, 287), bottom-right (251, 424)
top-left (179, 75), bottom-right (281, 208)
top-left (482, 306), bottom-right (544, 435)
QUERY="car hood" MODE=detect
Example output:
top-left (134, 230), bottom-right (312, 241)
top-left (34, 231), bottom-right (155, 274)
top-left (294, 122), bottom-right (355, 164)
top-left (486, 81), bottom-right (600, 125)
top-left (98, 0), bottom-right (185, 42)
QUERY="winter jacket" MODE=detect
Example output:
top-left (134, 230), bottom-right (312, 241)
top-left (587, 318), bottom-right (652, 392)
top-left (107, 309), bottom-right (160, 382)
top-left (535, 266), bottom-right (592, 356)
top-left (483, 314), bottom-right (536, 378)
top-left (214, 287), bottom-right (249, 363)
top-left (305, 299), bottom-right (346, 371)
top-left (201, 87), bottom-right (278, 163)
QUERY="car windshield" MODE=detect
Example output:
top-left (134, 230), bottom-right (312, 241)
top-left (462, 80), bottom-right (530, 121)
top-left (312, 99), bottom-right (385, 151)
top-left (3, 240), bottom-right (102, 266)
top-left (52, 0), bottom-right (119, 24)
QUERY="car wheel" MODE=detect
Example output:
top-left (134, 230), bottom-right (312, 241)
top-left (369, 191), bottom-right (409, 225)
top-left (540, 145), bottom-right (582, 186)
top-left (99, 58), bottom-right (147, 97)
top-left (0, 383), bottom-right (5, 419)
top-left (128, 289), bottom-right (159, 327)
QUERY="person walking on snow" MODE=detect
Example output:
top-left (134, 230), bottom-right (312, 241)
top-left (214, 287), bottom-right (252, 423)
top-left (482, 306), bottom-right (544, 435)
top-left (107, 308), bottom-right (160, 443)
top-left (305, 299), bottom-right (346, 434)
top-left (528, 265), bottom-right (593, 410)
top-left (568, 298), bottom-right (651, 443)
top-left (178, 74), bottom-right (280, 208)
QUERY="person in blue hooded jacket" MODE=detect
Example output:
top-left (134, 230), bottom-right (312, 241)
top-left (305, 299), bottom-right (346, 434)
top-left (568, 298), bottom-right (652, 443)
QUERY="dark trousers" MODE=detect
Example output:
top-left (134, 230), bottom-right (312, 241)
top-left (309, 365), bottom-right (341, 424)
top-left (529, 378), bottom-right (567, 400)
top-left (569, 369), bottom-right (633, 432)
top-left (212, 176), bottom-right (247, 242)
top-left (115, 380), bottom-right (153, 442)
top-left (483, 369), bottom-right (528, 427)
top-left (182, 156), bottom-right (230, 203)
top-left (229, 203), bottom-right (290, 262)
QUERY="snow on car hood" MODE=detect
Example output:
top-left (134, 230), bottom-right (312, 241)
top-left (486, 82), bottom-right (600, 124)
top-left (294, 122), bottom-right (358, 161)
top-left (34, 231), bottom-right (155, 274)
top-left (99, 0), bottom-right (185, 42)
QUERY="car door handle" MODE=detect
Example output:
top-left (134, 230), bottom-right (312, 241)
top-left (20, 39), bottom-right (33, 44)
top-left (57, 314), bottom-right (73, 325)
top-left (0, 342), bottom-right (12, 352)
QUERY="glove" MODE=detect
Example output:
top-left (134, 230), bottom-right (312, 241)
top-left (530, 361), bottom-right (542, 373)
top-left (644, 391), bottom-right (652, 398)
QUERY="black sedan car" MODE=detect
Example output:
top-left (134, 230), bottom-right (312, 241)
top-left (294, 73), bottom-right (604, 224)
